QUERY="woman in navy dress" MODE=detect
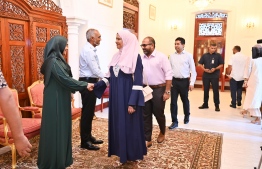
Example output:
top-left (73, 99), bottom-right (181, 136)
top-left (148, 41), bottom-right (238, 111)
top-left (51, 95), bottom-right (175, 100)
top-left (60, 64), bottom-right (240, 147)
top-left (94, 30), bottom-right (147, 163)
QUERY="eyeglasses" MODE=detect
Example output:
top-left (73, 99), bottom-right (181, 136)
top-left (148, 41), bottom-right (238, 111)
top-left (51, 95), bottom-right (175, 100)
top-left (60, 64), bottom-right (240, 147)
top-left (140, 43), bottom-right (152, 47)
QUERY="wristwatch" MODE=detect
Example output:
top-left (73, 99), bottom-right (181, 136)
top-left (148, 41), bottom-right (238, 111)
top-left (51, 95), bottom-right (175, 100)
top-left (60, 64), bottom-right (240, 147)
top-left (165, 91), bottom-right (170, 95)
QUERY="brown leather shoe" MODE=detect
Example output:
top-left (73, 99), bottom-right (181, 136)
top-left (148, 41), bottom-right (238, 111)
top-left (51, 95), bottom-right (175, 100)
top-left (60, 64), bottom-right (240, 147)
top-left (146, 141), bottom-right (152, 148)
top-left (157, 132), bottom-right (165, 143)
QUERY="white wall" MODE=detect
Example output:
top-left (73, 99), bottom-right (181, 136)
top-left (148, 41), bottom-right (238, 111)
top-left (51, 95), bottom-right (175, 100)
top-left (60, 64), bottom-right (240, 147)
top-left (57, 0), bottom-right (262, 106)
top-left (59, 0), bottom-right (123, 107)
top-left (60, 0), bottom-right (123, 76)
top-left (138, 0), bottom-right (262, 66)
top-left (59, 0), bottom-right (262, 66)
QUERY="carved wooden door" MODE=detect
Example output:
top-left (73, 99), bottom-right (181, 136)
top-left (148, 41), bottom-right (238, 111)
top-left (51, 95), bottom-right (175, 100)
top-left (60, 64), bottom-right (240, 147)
top-left (0, 18), bottom-right (30, 103)
top-left (31, 22), bottom-right (62, 81)
top-left (193, 13), bottom-right (228, 66)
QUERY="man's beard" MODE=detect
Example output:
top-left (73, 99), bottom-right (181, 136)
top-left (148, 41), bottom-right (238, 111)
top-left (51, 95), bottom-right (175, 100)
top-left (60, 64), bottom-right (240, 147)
top-left (94, 41), bottom-right (100, 47)
top-left (143, 49), bottom-right (150, 55)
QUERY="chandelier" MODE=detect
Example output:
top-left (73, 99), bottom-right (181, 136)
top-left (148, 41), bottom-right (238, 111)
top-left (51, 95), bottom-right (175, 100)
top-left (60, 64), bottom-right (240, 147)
top-left (189, 0), bottom-right (215, 10)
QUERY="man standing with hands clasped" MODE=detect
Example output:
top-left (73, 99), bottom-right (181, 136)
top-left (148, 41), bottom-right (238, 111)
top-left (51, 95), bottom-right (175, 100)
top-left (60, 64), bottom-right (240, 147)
top-left (198, 41), bottom-right (224, 111)
top-left (168, 37), bottom-right (196, 129)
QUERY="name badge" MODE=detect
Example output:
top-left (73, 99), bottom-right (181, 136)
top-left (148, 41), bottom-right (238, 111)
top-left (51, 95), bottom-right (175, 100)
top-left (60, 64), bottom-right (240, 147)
top-left (211, 59), bottom-right (214, 64)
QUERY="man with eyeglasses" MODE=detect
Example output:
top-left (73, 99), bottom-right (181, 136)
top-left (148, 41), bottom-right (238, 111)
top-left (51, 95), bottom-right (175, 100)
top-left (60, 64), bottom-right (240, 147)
top-left (140, 36), bottom-right (173, 148)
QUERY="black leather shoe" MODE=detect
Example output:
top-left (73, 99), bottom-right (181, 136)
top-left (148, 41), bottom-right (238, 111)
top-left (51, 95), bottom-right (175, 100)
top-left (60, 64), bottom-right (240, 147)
top-left (230, 104), bottom-right (236, 108)
top-left (198, 104), bottom-right (209, 109)
top-left (168, 122), bottom-right (178, 129)
top-left (90, 136), bottom-right (103, 144)
top-left (237, 102), bottom-right (242, 106)
top-left (184, 116), bottom-right (189, 124)
top-left (81, 141), bottom-right (100, 150)
top-left (184, 120), bottom-right (189, 124)
top-left (215, 107), bottom-right (220, 111)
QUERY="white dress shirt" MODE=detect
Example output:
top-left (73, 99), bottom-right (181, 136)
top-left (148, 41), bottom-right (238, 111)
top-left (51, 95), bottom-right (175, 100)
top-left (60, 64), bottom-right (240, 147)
top-left (169, 50), bottom-right (196, 86)
top-left (228, 52), bottom-right (248, 81)
top-left (79, 42), bottom-right (105, 78)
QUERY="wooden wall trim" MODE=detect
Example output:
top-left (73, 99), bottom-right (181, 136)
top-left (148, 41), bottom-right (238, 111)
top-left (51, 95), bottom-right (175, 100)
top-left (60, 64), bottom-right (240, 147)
top-left (124, 2), bottom-right (138, 12)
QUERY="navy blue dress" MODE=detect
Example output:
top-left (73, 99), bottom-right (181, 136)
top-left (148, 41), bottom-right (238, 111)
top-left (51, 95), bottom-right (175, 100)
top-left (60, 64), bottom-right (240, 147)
top-left (94, 56), bottom-right (147, 163)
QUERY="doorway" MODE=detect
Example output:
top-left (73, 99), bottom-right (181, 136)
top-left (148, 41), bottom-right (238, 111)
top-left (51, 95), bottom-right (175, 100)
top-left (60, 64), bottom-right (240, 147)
top-left (193, 12), bottom-right (228, 66)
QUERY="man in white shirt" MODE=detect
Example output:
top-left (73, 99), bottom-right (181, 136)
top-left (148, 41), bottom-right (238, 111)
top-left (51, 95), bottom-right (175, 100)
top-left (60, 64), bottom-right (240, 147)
top-left (79, 29), bottom-right (105, 150)
top-left (227, 45), bottom-right (248, 108)
top-left (168, 37), bottom-right (196, 129)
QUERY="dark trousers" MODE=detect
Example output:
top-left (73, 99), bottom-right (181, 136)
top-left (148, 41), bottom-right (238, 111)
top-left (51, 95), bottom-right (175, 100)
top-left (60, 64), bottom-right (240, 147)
top-left (79, 77), bottom-right (98, 144)
top-left (203, 77), bottom-right (220, 105)
top-left (170, 78), bottom-right (190, 123)
top-left (143, 86), bottom-right (166, 141)
top-left (229, 78), bottom-right (244, 106)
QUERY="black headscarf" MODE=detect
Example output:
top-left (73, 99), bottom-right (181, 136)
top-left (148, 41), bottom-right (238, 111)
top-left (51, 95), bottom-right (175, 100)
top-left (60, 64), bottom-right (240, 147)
top-left (40, 35), bottom-right (72, 86)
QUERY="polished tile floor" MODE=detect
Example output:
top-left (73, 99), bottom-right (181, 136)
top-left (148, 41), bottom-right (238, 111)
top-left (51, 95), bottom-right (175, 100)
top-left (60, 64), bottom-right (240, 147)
top-left (96, 89), bottom-right (262, 169)
top-left (0, 89), bottom-right (261, 168)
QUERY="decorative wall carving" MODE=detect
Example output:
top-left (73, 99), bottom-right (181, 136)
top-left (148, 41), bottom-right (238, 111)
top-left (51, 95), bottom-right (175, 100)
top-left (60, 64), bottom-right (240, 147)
top-left (10, 46), bottom-right (25, 92)
top-left (0, 0), bottom-right (67, 104)
top-left (196, 12), bottom-right (228, 19)
top-left (124, 0), bottom-right (139, 7)
top-left (63, 24), bottom-right (68, 38)
top-left (9, 23), bottom-right (24, 41)
top-left (123, 10), bottom-right (135, 30)
top-left (36, 27), bottom-right (47, 43)
top-left (50, 29), bottom-right (60, 39)
top-left (199, 23), bottom-right (223, 36)
top-left (33, 17), bottom-right (63, 26)
top-left (0, 0), bottom-right (29, 20)
top-left (30, 21), bottom-right (36, 82)
top-left (25, 0), bottom-right (62, 14)
top-left (36, 47), bottom-right (44, 80)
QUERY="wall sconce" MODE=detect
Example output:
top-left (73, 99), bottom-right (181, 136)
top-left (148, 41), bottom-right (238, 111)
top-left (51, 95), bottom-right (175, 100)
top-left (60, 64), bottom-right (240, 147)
top-left (171, 24), bottom-right (178, 30)
top-left (246, 22), bottom-right (255, 29)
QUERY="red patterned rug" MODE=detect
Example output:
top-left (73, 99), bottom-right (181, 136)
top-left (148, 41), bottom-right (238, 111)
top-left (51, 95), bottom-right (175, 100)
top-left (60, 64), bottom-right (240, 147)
top-left (0, 118), bottom-right (222, 168)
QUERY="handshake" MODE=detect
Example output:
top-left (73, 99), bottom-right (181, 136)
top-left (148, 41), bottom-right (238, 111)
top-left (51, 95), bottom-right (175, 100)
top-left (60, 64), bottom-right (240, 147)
top-left (87, 83), bottom-right (94, 91)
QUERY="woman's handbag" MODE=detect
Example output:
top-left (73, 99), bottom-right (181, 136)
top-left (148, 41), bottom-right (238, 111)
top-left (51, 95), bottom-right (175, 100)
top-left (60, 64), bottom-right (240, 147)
top-left (143, 85), bottom-right (153, 102)
top-left (143, 72), bottom-right (153, 102)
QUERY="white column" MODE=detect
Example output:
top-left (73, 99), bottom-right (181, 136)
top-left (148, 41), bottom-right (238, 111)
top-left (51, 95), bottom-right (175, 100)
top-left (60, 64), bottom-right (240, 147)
top-left (66, 17), bottom-right (87, 107)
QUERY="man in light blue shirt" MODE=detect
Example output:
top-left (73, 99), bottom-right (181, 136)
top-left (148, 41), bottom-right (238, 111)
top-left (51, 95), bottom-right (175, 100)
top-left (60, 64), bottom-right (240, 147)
top-left (79, 29), bottom-right (105, 151)
top-left (169, 37), bottom-right (196, 129)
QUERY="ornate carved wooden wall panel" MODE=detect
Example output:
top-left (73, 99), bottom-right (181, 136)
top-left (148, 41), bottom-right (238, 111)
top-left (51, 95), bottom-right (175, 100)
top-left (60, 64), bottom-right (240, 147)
top-left (0, 0), bottom-right (67, 106)
top-left (123, 9), bottom-right (136, 30)
top-left (124, 0), bottom-right (139, 7)
top-left (32, 23), bottom-right (62, 81)
top-left (2, 19), bottom-right (30, 101)
top-left (123, 1), bottom-right (139, 35)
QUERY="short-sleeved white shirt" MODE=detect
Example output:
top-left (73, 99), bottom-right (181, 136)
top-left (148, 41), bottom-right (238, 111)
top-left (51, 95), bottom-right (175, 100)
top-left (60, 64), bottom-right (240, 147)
top-left (228, 52), bottom-right (248, 81)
